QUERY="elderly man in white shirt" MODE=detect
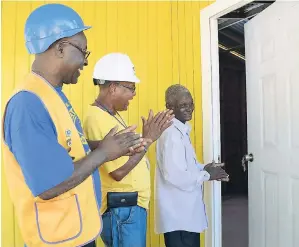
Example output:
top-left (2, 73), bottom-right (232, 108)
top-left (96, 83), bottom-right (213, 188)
top-left (155, 84), bottom-right (229, 247)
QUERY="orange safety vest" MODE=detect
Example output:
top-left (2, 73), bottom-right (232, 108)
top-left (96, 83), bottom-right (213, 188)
top-left (2, 73), bottom-right (102, 247)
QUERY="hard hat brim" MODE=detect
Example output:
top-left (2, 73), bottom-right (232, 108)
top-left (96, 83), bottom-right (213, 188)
top-left (26, 25), bottom-right (92, 54)
top-left (130, 75), bottom-right (140, 83)
top-left (93, 75), bottom-right (141, 84)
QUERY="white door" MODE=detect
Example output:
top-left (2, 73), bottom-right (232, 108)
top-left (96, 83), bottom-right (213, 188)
top-left (245, 2), bottom-right (299, 247)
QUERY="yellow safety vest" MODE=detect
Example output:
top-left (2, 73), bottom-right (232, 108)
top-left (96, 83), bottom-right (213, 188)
top-left (2, 73), bottom-right (102, 247)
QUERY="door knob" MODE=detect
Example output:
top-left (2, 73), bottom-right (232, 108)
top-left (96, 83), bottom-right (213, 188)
top-left (242, 153), bottom-right (254, 171)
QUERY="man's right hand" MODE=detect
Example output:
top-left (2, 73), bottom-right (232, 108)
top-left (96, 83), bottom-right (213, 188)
top-left (97, 125), bottom-right (144, 162)
top-left (204, 162), bottom-right (229, 181)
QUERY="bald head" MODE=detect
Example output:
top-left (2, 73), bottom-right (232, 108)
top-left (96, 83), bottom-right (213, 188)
top-left (165, 84), bottom-right (191, 108)
top-left (165, 84), bottom-right (194, 123)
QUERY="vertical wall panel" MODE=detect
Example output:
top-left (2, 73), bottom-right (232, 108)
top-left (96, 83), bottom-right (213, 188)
top-left (185, 1), bottom-right (196, 145)
top-left (136, 3), bottom-right (151, 245)
top-left (1, 1), bottom-right (212, 246)
top-left (82, 1), bottom-right (96, 121)
top-left (193, 1), bottom-right (203, 159)
top-left (171, 1), bottom-right (180, 85)
top-left (157, 2), bottom-right (172, 113)
top-left (137, 1), bottom-right (149, 132)
top-left (147, 3), bottom-right (159, 246)
top-left (91, 1), bottom-right (107, 102)
top-left (106, 1), bottom-right (118, 52)
top-left (2, 2), bottom-right (17, 246)
top-left (178, 2), bottom-right (187, 87)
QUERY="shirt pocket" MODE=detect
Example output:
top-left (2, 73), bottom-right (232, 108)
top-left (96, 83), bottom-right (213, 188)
top-left (35, 194), bottom-right (82, 244)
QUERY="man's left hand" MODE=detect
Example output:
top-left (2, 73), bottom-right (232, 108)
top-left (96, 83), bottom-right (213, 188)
top-left (116, 126), bottom-right (152, 156)
top-left (125, 138), bottom-right (152, 156)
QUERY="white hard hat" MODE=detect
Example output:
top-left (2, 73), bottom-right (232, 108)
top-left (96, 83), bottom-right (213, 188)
top-left (93, 53), bottom-right (140, 84)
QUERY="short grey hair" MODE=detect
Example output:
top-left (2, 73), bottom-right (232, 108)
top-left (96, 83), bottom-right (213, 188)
top-left (165, 84), bottom-right (191, 106)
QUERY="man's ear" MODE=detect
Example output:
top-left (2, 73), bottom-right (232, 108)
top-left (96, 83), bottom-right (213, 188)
top-left (54, 42), bottom-right (64, 58)
top-left (166, 103), bottom-right (174, 110)
top-left (109, 82), bottom-right (117, 94)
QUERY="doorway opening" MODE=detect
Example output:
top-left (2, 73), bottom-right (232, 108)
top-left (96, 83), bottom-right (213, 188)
top-left (217, 2), bottom-right (274, 247)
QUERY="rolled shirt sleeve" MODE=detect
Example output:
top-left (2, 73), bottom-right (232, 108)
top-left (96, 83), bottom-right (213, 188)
top-left (4, 92), bottom-right (74, 197)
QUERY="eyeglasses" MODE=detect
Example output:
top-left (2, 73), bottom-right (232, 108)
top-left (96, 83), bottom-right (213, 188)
top-left (177, 102), bottom-right (194, 110)
top-left (118, 83), bottom-right (136, 93)
top-left (60, 40), bottom-right (91, 60)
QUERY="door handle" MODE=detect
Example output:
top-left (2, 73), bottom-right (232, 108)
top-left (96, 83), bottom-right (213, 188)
top-left (242, 153), bottom-right (254, 172)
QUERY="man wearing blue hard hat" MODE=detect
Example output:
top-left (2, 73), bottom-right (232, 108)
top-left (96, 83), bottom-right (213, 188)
top-left (2, 4), bottom-right (147, 247)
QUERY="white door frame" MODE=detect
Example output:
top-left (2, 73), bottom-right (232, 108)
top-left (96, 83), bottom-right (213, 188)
top-left (200, 1), bottom-right (255, 247)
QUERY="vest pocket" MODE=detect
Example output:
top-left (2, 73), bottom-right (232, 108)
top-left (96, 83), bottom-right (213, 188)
top-left (35, 194), bottom-right (82, 244)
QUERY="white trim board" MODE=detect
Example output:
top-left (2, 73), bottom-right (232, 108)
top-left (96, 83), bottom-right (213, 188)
top-left (200, 1), bottom-right (255, 247)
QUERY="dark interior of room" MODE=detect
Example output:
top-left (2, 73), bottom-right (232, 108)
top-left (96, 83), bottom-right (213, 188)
top-left (218, 19), bottom-right (249, 247)
top-left (219, 51), bottom-right (247, 196)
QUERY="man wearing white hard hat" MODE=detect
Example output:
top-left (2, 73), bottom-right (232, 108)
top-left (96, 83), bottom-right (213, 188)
top-left (83, 52), bottom-right (174, 247)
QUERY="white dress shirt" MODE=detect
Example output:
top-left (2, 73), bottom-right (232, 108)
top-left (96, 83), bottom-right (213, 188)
top-left (154, 118), bottom-right (210, 234)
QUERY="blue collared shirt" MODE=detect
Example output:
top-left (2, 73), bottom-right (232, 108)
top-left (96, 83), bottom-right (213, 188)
top-left (4, 88), bottom-right (102, 206)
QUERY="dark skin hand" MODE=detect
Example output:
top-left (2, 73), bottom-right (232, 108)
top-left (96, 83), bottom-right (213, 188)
top-left (87, 125), bottom-right (149, 153)
top-left (142, 109), bottom-right (175, 142)
top-left (88, 126), bottom-right (152, 156)
top-left (203, 162), bottom-right (229, 181)
top-left (109, 110), bottom-right (174, 181)
top-left (39, 125), bottom-right (143, 200)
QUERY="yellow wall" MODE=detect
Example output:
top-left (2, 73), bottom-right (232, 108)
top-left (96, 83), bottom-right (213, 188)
top-left (1, 1), bottom-right (213, 246)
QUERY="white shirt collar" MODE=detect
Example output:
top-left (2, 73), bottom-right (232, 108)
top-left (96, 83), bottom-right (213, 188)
top-left (173, 118), bottom-right (191, 135)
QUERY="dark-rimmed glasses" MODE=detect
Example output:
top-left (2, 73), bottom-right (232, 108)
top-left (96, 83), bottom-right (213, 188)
top-left (118, 84), bottom-right (136, 93)
top-left (60, 40), bottom-right (91, 60)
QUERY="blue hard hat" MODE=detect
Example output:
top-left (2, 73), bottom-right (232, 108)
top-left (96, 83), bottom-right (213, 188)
top-left (25, 3), bottom-right (91, 54)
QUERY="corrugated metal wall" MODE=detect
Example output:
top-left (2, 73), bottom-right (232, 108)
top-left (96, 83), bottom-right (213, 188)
top-left (1, 1), bottom-right (213, 246)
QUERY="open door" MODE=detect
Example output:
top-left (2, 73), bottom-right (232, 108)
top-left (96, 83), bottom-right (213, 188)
top-left (245, 2), bottom-right (299, 247)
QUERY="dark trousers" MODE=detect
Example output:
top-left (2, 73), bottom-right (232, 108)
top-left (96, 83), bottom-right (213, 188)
top-left (164, 231), bottom-right (200, 247)
top-left (83, 241), bottom-right (96, 247)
